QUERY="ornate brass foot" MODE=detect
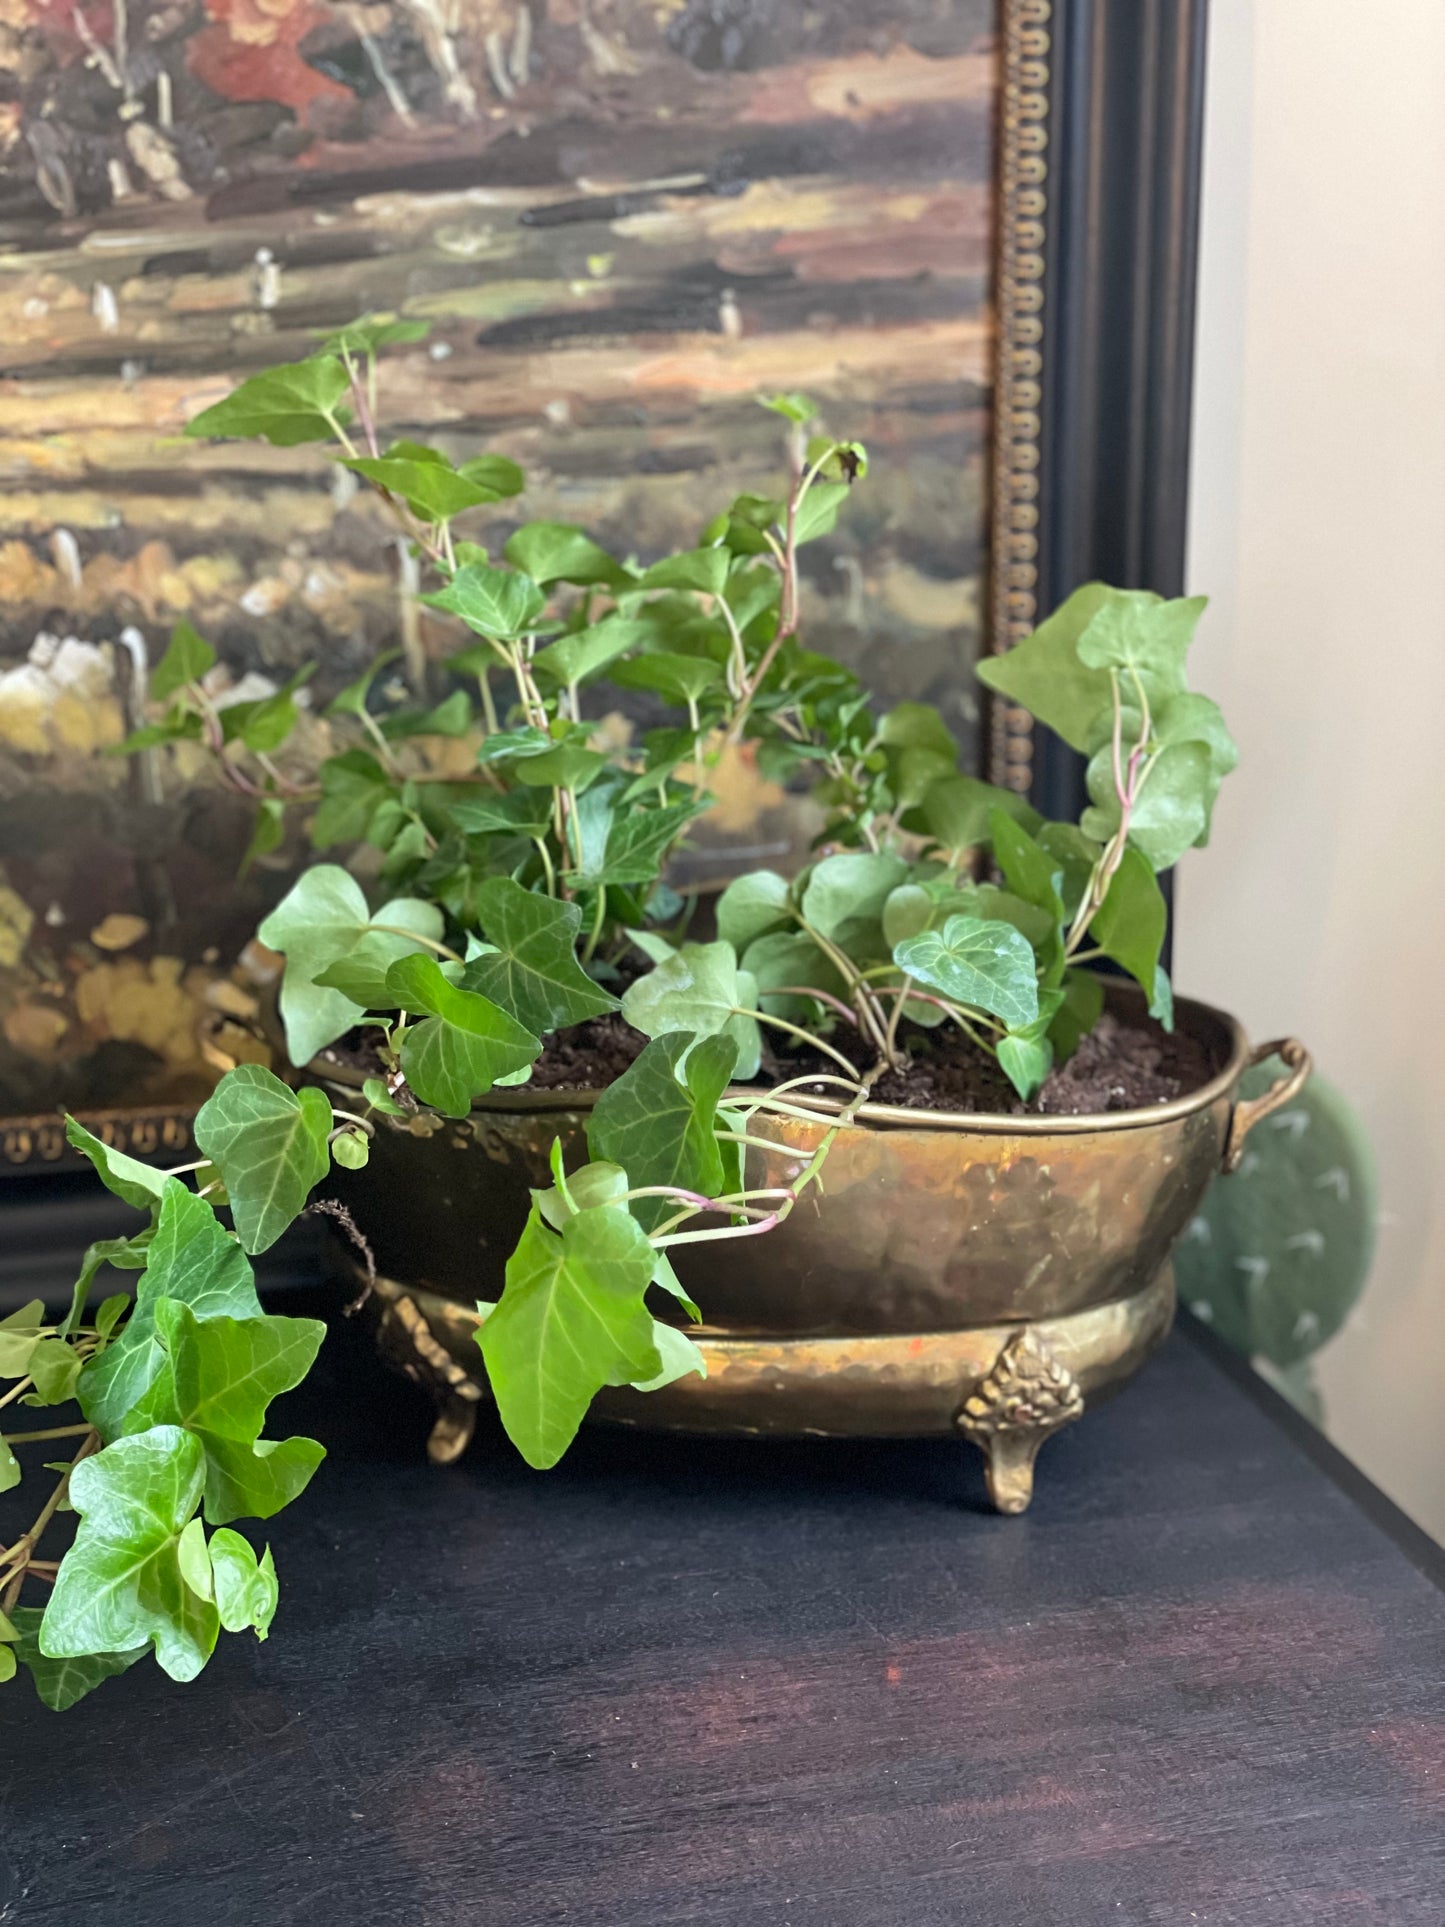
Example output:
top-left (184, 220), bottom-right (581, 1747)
top-left (955, 1327), bottom-right (1084, 1514)
top-left (426, 1393), bottom-right (479, 1466)
top-left (376, 1285), bottom-right (486, 1466)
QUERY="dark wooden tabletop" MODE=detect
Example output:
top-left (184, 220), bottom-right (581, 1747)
top-left (4, 1291), bottom-right (1442, 1927)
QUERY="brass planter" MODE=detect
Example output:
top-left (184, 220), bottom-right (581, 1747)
top-left (320, 987), bottom-right (1309, 1513)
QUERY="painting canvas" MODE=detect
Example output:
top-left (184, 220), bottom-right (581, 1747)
top-left (0, 0), bottom-right (997, 1121)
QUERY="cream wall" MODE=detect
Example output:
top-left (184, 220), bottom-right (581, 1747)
top-left (1182, 0), bottom-right (1445, 1539)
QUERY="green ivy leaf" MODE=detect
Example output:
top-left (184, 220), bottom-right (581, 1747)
top-left (309, 894), bottom-right (445, 1009)
top-left (7, 1606), bottom-right (144, 1712)
top-left (220, 666), bottom-right (314, 755)
top-left (1092, 691), bottom-right (1239, 845)
top-left (504, 522), bottom-right (632, 591)
top-left (479, 1204), bottom-right (661, 1469)
top-left (124, 1300), bottom-right (326, 1525)
top-left (1048, 967), bottom-right (1106, 1063)
top-left (343, 443), bottom-right (501, 522)
top-left (79, 1182), bottom-right (261, 1438)
top-left (632, 548), bottom-right (730, 596)
top-left (892, 915), bottom-right (1040, 1030)
top-left (379, 689), bottom-right (473, 740)
top-left (464, 878), bottom-right (618, 1033)
top-left (920, 773), bottom-right (1042, 852)
top-left (27, 1338), bottom-right (82, 1407)
top-left (997, 1029), bottom-right (1054, 1103)
top-left (531, 616), bottom-right (650, 689)
top-left (572, 798), bottom-right (704, 890)
top-left (800, 851), bottom-right (909, 953)
top-left (1082, 739), bottom-right (1213, 870)
top-left (457, 453), bottom-right (525, 500)
top-left (64, 1117), bottom-right (170, 1212)
top-left (325, 650), bottom-right (402, 721)
top-left (41, 1427), bottom-right (219, 1683)
top-left (424, 561), bottom-right (546, 641)
top-left (587, 1032), bottom-right (737, 1233)
top-left (792, 481), bottom-right (850, 545)
top-left (311, 749), bottom-right (393, 849)
top-left (194, 1065), bottom-right (333, 1256)
top-left (185, 356), bottom-right (351, 448)
top-left (634, 1320), bottom-right (706, 1393)
top-left (1034, 821), bottom-right (1103, 918)
top-left (741, 930), bottom-right (846, 1026)
top-left (150, 620), bottom-right (216, 702)
top-left (177, 1515), bottom-right (213, 1600)
top-left (989, 809), bottom-right (1065, 985)
top-left (1088, 845), bottom-right (1168, 1009)
top-left (973, 583), bottom-right (1117, 753)
top-left (56, 1233), bottom-right (148, 1341)
top-left (532, 1154), bottom-right (630, 1230)
top-left (608, 652), bottom-right (724, 709)
top-left (332, 1127), bottom-right (370, 1171)
top-left (0, 1438), bottom-right (19, 1494)
top-left (510, 742), bottom-right (610, 791)
top-left (0, 1298), bottom-right (46, 1378)
top-left (209, 1531), bottom-right (279, 1637)
top-left (760, 392), bottom-right (818, 423)
top-left (878, 702), bottom-right (955, 757)
top-left (258, 865), bottom-right (441, 1063)
top-left (446, 791), bottom-right (549, 842)
top-left (1075, 590), bottom-right (1207, 702)
top-left (620, 942), bottom-right (761, 1080)
top-left (387, 954), bottom-right (540, 1118)
top-left (321, 314), bottom-right (429, 357)
top-left (716, 870), bottom-right (793, 951)
top-left (110, 711), bottom-right (205, 755)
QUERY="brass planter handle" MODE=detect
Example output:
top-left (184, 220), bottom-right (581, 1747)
top-left (1222, 1038), bottom-right (1312, 1172)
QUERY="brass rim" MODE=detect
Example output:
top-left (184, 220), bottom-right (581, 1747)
top-left (313, 984), bottom-right (1251, 1139)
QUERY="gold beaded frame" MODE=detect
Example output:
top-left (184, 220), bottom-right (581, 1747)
top-left (988, 0), bottom-right (1051, 796)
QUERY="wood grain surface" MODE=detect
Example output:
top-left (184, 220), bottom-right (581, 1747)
top-left (3, 1295), bottom-right (1441, 1926)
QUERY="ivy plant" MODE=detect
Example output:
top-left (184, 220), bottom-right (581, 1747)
top-left (3, 319), bottom-right (1237, 1707)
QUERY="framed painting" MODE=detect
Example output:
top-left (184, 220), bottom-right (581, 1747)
top-left (0, 0), bottom-right (1207, 1158)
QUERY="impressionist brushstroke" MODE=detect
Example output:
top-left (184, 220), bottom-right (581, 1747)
top-left (0, 0), bottom-right (996, 1111)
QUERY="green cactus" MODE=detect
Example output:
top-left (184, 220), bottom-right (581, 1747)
top-left (1174, 1056), bottom-right (1377, 1382)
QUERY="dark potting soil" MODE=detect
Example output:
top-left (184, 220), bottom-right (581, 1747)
top-left (527, 1013), bottom-right (648, 1091)
top-left (315, 1000), bottom-right (1215, 1118)
top-left (814, 1008), bottom-right (1218, 1117)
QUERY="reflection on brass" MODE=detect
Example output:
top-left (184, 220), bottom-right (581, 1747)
top-left (955, 1326), bottom-right (1083, 1514)
top-left (988, 0), bottom-right (1052, 795)
top-left (1222, 1039), bottom-right (1312, 1173)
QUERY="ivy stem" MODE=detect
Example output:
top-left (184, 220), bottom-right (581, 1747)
top-left (0, 1425), bottom-right (91, 1445)
top-left (1, 1428), bottom-right (100, 1611)
top-left (714, 1129), bottom-right (798, 1157)
top-left (531, 834), bottom-right (558, 898)
top-left (357, 704), bottom-right (404, 776)
top-left (366, 925), bottom-right (465, 965)
top-left (746, 1008), bottom-right (859, 1079)
top-left (882, 974), bottom-right (913, 1067)
top-left (582, 885), bottom-right (607, 967)
top-left (652, 1066), bottom-right (874, 1250)
top-left (330, 1108), bottom-right (375, 1136)
top-left (758, 987), bottom-right (859, 1027)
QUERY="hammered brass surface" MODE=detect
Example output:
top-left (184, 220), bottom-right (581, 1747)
top-left (366, 1264), bottom-right (1175, 1443)
top-left (320, 988), bottom-right (1275, 1488)
top-left (322, 987), bottom-right (1247, 1340)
